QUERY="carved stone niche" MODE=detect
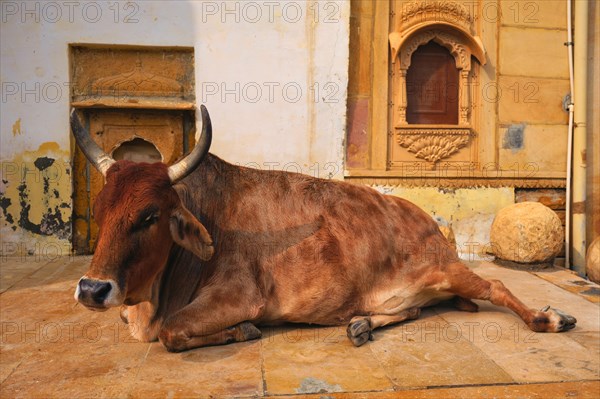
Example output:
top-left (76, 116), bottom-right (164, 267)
top-left (70, 45), bottom-right (196, 254)
top-left (388, 1), bottom-right (486, 170)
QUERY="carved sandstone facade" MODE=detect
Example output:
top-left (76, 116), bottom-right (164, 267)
top-left (345, 0), bottom-right (568, 189)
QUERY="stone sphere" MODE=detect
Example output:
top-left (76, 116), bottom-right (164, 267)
top-left (586, 237), bottom-right (600, 284)
top-left (490, 202), bottom-right (563, 263)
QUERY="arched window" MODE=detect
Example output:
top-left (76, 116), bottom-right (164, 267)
top-left (406, 41), bottom-right (458, 125)
top-left (345, 1), bottom-right (490, 174)
top-left (387, 27), bottom-right (486, 168)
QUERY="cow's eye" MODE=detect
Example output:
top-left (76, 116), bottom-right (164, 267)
top-left (134, 211), bottom-right (160, 231)
top-left (142, 213), bottom-right (159, 226)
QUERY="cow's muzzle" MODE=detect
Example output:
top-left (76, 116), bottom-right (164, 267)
top-left (75, 277), bottom-right (120, 310)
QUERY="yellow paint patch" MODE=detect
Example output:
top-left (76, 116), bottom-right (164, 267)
top-left (37, 142), bottom-right (62, 153)
top-left (12, 118), bottom-right (21, 136)
top-left (386, 187), bottom-right (515, 222)
top-left (1, 142), bottom-right (72, 253)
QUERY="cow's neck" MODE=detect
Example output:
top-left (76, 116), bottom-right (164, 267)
top-left (149, 268), bottom-right (164, 313)
top-left (153, 243), bottom-right (207, 324)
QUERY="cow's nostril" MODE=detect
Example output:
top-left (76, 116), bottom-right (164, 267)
top-left (94, 282), bottom-right (112, 301)
top-left (78, 279), bottom-right (113, 305)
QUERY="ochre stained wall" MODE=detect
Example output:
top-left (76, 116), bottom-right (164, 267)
top-left (496, 0), bottom-right (570, 176)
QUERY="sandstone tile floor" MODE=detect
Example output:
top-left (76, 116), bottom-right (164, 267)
top-left (0, 256), bottom-right (599, 398)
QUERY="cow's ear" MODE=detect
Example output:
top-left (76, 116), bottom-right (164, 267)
top-left (169, 205), bottom-right (214, 261)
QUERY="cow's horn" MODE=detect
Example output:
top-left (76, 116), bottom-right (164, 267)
top-left (70, 109), bottom-right (116, 177)
top-left (168, 105), bottom-right (212, 184)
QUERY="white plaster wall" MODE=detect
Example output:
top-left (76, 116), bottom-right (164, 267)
top-left (195, 0), bottom-right (349, 176)
top-left (0, 0), bottom-right (350, 253)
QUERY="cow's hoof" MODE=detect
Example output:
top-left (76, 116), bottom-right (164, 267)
top-left (159, 329), bottom-right (189, 352)
top-left (542, 306), bottom-right (577, 332)
top-left (239, 322), bottom-right (262, 341)
top-left (532, 306), bottom-right (577, 332)
top-left (347, 317), bottom-right (373, 347)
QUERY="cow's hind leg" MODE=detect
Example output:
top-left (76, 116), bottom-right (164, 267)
top-left (347, 307), bottom-right (421, 347)
top-left (444, 262), bottom-right (576, 333)
top-left (452, 296), bottom-right (479, 312)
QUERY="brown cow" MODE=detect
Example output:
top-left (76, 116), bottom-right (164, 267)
top-left (72, 106), bottom-right (576, 352)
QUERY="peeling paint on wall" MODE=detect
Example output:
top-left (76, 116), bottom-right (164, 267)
top-left (0, 142), bottom-right (72, 255)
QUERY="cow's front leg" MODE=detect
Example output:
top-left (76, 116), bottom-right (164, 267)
top-left (158, 295), bottom-right (264, 352)
top-left (120, 305), bottom-right (129, 323)
top-left (160, 321), bottom-right (261, 352)
top-left (122, 302), bottom-right (161, 342)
